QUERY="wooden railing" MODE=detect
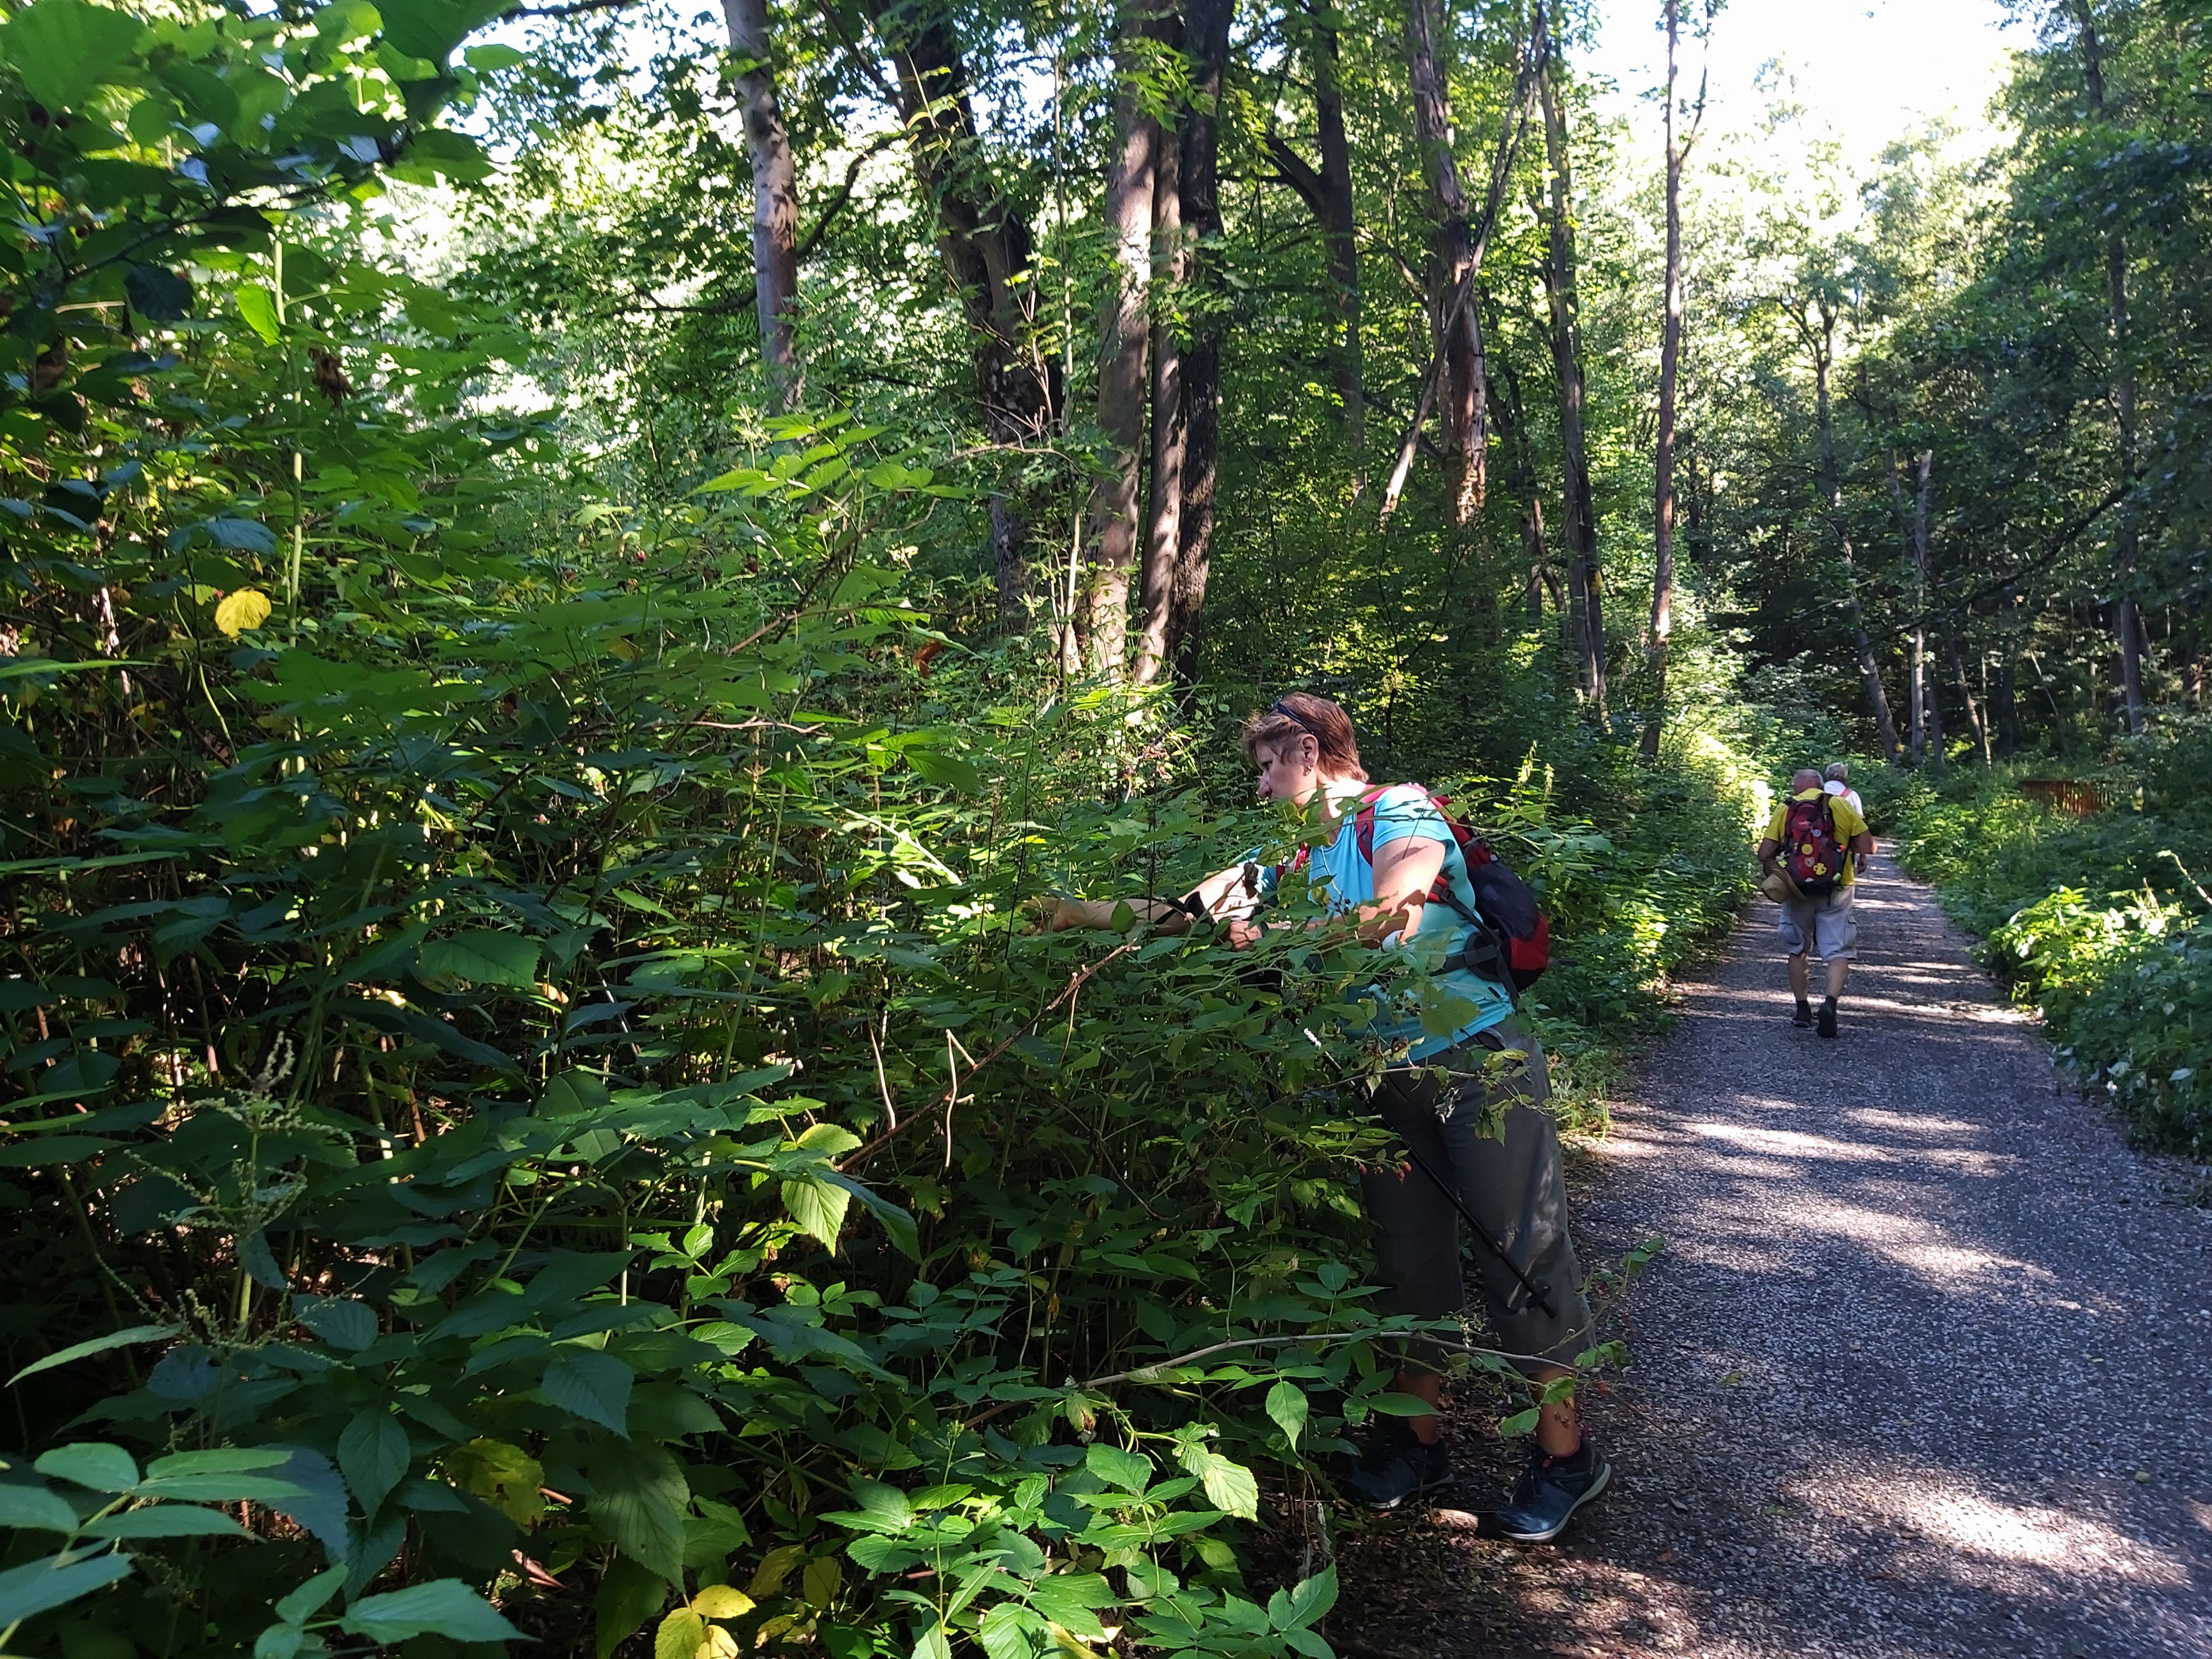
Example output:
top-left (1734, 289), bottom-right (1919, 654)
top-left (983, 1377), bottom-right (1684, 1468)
top-left (2019, 778), bottom-right (2108, 817)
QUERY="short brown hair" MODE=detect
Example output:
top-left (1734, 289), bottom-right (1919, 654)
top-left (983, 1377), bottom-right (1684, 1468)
top-left (1240, 692), bottom-right (1368, 781)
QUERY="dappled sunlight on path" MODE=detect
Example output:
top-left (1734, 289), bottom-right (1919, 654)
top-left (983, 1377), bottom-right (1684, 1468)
top-left (1336, 854), bottom-right (2212, 1657)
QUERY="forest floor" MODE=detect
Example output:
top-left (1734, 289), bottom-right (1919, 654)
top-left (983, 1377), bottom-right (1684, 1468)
top-left (1328, 851), bottom-right (2212, 1657)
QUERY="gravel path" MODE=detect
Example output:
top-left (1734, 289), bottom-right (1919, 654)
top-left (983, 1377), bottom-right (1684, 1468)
top-left (1336, 854), bottom-right (2212, 1657)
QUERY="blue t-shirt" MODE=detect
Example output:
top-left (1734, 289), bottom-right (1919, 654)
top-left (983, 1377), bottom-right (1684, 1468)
top-left (1250, 783), bottom-right (1515, 1061)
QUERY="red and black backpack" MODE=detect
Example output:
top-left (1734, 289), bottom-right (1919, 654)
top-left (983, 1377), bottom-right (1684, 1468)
top-left (1779, 793), bottom-right (1844, 897)
top-left (1285, 785), bottom-right (1551, 994)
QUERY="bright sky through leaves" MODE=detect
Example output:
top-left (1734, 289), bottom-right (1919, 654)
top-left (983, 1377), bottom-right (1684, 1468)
top-left (1589, 0), bottom-right (2020, 164)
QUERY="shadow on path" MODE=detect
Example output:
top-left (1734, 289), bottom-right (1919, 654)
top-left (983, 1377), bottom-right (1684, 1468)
top-left (1336, 855), bottom-right (2212, 1658)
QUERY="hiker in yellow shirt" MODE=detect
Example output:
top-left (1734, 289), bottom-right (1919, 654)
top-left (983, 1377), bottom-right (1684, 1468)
top-left (1756, 769), bottom-right (1875, 1037)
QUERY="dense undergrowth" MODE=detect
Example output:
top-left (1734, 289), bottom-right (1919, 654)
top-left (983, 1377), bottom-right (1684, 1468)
top-left (0, 5), bottom-right (1799, 1656)
top-left (3, 422), bottom-right (1776, 1655)
top-left (1896, 733), bottom-right (2212, 1159)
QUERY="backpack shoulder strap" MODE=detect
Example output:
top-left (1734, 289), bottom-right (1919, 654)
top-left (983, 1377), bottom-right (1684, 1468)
top-left (1350, 783), bottom-right (1393, 867)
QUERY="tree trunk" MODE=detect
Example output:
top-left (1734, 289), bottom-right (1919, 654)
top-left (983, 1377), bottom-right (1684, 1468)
top-left (1523, 498), bottom-right (1548, 628)
top-left (724, 0), bottom-right (803, 407)
top-left (2075, 2), bottom-right (2145, 733)
top-left (1913, 449), bottom-right (1945, 771)
top-left (1538, 16), bottom-right (1604, 713)
top-left (1132, 10), bottom-right (1188, 689)
top-left (1406, 0), bottom-right (1486, 525)
top-left (1951, 633), bottom-right (1991, 765)
top-left (1168, 0), bottom-right (1234, 685)
top-left (1643, 0), bottom-right (1688, 760)
top-left (1995, 586), bottom-right (2021, 755)
top-left (868, 1), bottom-right (1057, 439)
top-left (1080, 4), bottom-right (1160, 681)
top-left (1810, 304), bottom-right (1901, 760)
top-left (865, 0), bottom-right (1059, 623)
top-left (1268, 5), bottom-right (1364, 477)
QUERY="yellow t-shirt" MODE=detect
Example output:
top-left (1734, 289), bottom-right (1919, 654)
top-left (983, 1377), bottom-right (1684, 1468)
top-left (1764, 789), bottom-right (1869, 887)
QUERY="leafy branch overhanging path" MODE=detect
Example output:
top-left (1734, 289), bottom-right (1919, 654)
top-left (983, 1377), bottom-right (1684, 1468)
top-left (1336, 857), bottom-right (2212, 1658)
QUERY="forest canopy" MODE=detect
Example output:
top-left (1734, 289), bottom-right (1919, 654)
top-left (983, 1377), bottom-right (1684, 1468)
top-left (1, 0), bottom-right (2205, 1654)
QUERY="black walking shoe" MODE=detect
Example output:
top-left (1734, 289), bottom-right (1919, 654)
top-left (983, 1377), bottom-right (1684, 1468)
top-left (1791, 1000), bottom-right (1814, 1028)
top-left (1339, 1423), bottom-right (1453, 1511)
top-left (1816, 998), bottom-right (1838, 1039)
top-left (1493, 1439), bottom-right (1611, 1543)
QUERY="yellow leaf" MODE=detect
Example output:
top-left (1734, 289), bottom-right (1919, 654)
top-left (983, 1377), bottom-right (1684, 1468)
top-left (656, 1609), bottom-right (707, 1659)
top-left (691, 1587), bottom-right (755, 1620)
top-left (213, 588), bottom-right (273, 637)
top-left (697, 1629), bottom-right (741, 1659)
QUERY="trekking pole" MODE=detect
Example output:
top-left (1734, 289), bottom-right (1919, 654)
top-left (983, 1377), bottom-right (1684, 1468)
top-left (1301, 1030), bottom-right (1557, 1319)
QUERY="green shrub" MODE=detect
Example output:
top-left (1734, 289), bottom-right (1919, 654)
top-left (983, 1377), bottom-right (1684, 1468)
top-left (1900, 772), bottom-right (2212, 1154)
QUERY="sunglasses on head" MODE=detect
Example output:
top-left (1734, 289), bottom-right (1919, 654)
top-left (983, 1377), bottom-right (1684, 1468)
top-left (1268, 699), bottom-right (1319, 740)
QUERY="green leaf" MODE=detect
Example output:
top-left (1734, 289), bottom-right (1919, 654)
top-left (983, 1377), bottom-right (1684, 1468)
top-left (82, 1504), bottom-right (251, 1539)
top-left (543, 1348), bottom-right (633, 1437)
top-left (2, 0), bottom-right (146, 112)
top-left (33, 1443), bottom-right (137, 1493)
top-left (337, 1410), bottom-right (410, 1518)
top-left (0, 1549), bottom-right (135, 1627)
top-left (338, 1578), bottom-right (524, 1644)
top-left (595, 1556), bottom-right (668, 1659)
top-left (780, 1170), bottom-right (851, 1249)
top-left (376, 0), bottom-right (507, 64)
top-left (905, 748), bottom-right (983, 793)
top-left (420, 929), bottom-right (540, 988)
top-left (239, 1229), bottom-right (286, 1290)
top-left (1265, 1380), bottom-right (1308, 1449)
top-left (1497, 1407), bottom-right (1541, 1437)
top-left (236, 284), bottom-right (280, 345)
top-left (1179, 1447), bottom-right (1259, 1520)
top-left (0, 1483), bottom-right (80, 1532)
top-left (274, 1565), bottom-right (349, 1625)
top-left (402, 127), bottom-right (493, 182)
top-left (124, 265), bottom-right (193, 323)
top-left (1278, 1566), bottom-right (1336, 1631)
top-left (294, 1296), bottom-right (377, 1351)
top-left (590, 1442), bottom-right (687, 1582)
top-left (9, 1323), bottom-right (179, 1385)
top-left (1083, 1443), bottom-right (1150, 1495)
top-left (0, 1134), bottom-right (113, 1167)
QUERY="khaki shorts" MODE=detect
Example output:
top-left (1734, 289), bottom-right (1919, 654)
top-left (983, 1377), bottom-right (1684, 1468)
top-left (1358, 1020), bottom-right (1593, 1375)
top-left (1777, 887), bottom-right (1857, 961)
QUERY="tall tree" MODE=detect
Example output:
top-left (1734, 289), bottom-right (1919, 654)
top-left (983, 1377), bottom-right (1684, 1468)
top-left (725, 0), bottom-right (803, 406)
top-left (2073, 0), bottom-right (2147, 732)
top-left (1133, 8), bottom-right (1190, 686)
top-left (863, 1), bottom-right (1058, 620)
top-left (1537, 8), bottom-right (1605, 712)
top-left (1404, 0), bottom-right (1487, 524)
top-left (1080, 4), bottom-right (1163, 679)
top-left (1265, 4), bottom-right (1363, 477)
top-left (1643, 0), bottom-right (1705, 758)
top-left (1167, 0), bottom-right (1236, 685)
top-left (1801, 299), bottom-right (1903, 760)
top-left (1913, 448), bottom-right (1946, 770)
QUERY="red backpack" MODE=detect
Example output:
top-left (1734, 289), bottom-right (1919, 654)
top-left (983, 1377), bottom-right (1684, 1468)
top-left (1780, 794), bottom-right (1844, 896)
top-left (1286, 785), bottom-right (1552, 993)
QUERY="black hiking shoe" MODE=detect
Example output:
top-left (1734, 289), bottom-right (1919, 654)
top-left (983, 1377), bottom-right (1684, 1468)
top-left (1339, 1423), bottom-right (1453, 1511)
top-left (1791, 1000), bottom-right (1814, 1029)
top-left (1817, 998), bottom-right (1838, 1039)
top-left (1493, 1439), bottom-right (1611, 1543)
